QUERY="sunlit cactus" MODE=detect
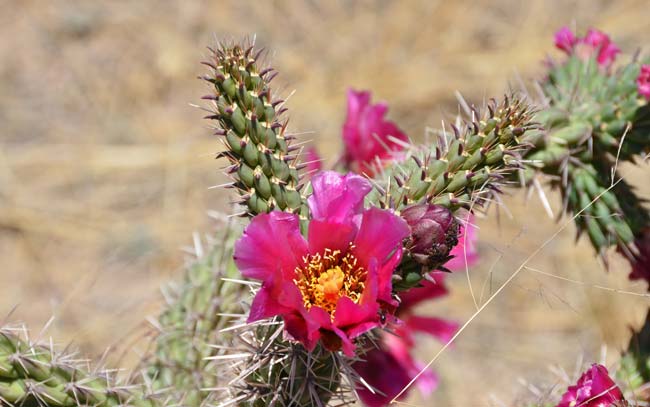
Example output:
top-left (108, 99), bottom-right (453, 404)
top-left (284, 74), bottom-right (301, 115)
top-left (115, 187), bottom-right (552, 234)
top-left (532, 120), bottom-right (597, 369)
top-left (519, 27), bottom-right (650, 280)
top-left (0, 326), bottom-right (167, 406)
top-left (202, 41), bottom-right (307, 216)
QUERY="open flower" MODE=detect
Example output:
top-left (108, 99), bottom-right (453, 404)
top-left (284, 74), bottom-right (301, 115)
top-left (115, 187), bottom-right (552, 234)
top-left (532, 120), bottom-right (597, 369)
top-left (342, 89), bottom-right (408, 176)
top-left (234, 171), bottom-right (410, 356)
top-left (556, 364), bottom-right (625, 407)
top-left (637, 65), bottom-right (650, 100)
top-left (553, 27), bottom-right (620, 68)
top-left (354, 274), bottom-right (458, 406)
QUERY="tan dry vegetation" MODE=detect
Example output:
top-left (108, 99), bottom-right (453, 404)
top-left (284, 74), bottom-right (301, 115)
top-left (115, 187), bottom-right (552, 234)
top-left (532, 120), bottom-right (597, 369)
top-left (0, 1), bottom-right (649, 405)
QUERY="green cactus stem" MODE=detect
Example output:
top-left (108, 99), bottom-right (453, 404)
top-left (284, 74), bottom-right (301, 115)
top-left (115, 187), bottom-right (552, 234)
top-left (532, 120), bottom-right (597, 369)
top-left (0, 326), bottom-right (166, 406)
top-left (202, 41), bottom-right (307, 216)
top-left (368, 95), bottom-right (540, 289)
top-left (144, 219), bottom-right (247, 405)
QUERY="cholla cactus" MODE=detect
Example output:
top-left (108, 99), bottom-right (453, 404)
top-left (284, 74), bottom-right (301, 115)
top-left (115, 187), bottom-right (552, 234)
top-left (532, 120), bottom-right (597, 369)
top-left (145, 220), bottom-right (246, 405)
top-left (520, 27), bottom-right (650, 279)
top-left (202, 41), bottom-right (306, 216)
top-left (368, 95), bottom-right (539, 289)
top-left (0, 326), bottom-right (166, 406)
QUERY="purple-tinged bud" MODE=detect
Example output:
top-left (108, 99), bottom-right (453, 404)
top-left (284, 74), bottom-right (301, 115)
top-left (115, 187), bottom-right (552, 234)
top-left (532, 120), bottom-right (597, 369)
top-left (401, 203), bottom-right (459, 270)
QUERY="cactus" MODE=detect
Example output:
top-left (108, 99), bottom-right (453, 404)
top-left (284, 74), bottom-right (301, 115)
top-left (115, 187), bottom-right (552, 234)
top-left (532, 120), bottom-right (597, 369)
top-left (520, 52), bottom-right (650, 265)
top-left (202, 41), bottom-right (307, 216)
top-left (214, 320), bottom-right (360, 407)
top-left (0, 326), bottom-right (167, 406)
top-left (368, 95), bottom-right (540, 289)
top-left (144, 220), bottom-right (247, 405)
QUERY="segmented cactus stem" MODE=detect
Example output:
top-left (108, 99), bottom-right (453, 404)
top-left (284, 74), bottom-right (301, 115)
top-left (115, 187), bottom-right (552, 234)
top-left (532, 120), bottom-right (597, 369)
top-left (144, 219), bottom-right (247, 405)
top-left (0, 326), bottom-right (166, 406)
top-left (202, 41), bottom-right (307, 217)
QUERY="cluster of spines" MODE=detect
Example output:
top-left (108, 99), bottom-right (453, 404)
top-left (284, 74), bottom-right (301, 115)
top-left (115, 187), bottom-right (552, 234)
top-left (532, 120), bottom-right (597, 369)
top-left (541, 56), bottom-right (650, 161)
top-left (0, 326), bottom-right (166, 406)
top-left (521, 55), bottom-right (650, 263)
top-left (214, 321), bottom-right (357, 407)
top-left (145, 221), bottom-right (246, 405)
top-left (562, 164), bottom-right (649, 261)
top-left (374, 95), bottom-right (539, 213)
top-left (201, 41), bottom-right (307, 216)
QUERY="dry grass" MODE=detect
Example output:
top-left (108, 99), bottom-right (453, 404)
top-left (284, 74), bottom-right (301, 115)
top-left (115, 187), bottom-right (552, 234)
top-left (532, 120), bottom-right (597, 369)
top-left (1, 1), bottom-right (649, 405)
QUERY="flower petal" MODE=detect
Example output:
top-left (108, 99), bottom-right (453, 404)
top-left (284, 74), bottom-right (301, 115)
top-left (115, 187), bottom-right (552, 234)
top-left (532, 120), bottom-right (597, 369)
top-left (307, 171), bottom-right (371, 224)
top-left (234, 211), bottom-right (307, 281)
top-left (353, 207), bottom-right (410, 301)
top-left (307, 219), bottom-right (356, 255)
top-left (405, 315), bottom-right (459, 344)
top-left (398, 274), bottom-right (449, 311)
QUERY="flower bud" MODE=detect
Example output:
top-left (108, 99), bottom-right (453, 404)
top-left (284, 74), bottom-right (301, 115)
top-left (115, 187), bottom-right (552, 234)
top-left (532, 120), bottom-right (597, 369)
top-left (401, 204), bottom-right (460, 270)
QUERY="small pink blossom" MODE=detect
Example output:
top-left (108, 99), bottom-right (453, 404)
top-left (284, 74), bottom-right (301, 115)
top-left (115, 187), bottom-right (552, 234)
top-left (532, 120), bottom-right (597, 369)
top-left (354, 274), bottom-right (458, 406)
top-left (342, 89), bottom-right (408, 176)
top-left (553, 27), bottom-right (620, 68)
top-left (554, 26), bottom-right (577, 53)
top-left (234, 171), bottom-right (410, 356)
top-left (556, 364), bottom-right (625, 407)
top-left (637, 65), bottom-right (650, 100)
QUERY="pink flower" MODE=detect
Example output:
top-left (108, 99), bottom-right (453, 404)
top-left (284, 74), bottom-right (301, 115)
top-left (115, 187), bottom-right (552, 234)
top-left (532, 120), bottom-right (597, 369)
top-left (445, 214), bottom-right (479, 270)
top-left (627, 228), bottom-right (650, 285)
top-left (582, 29), bottom-right (620, 67)
top-left (234, 171), bottom-right (410, 356)
top-left (637, 65), bottom-right (650, 100)
top-left (553, 27), bottom-right (620, 68)
top-left (304, 146), bottom-right (323, 176)
top-left (342, 89), bottom-right (408, 176)
top-left (556, 364), bottom-right (625, 407)
top-left (354, 274), bottom-right (458, 406)
top-left (554, 26), bottom-right (577, 53)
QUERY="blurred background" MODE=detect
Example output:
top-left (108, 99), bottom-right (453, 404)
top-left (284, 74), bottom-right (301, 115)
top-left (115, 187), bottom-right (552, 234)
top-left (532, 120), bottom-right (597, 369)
top-left (1, 1), bottom-right (649, 405)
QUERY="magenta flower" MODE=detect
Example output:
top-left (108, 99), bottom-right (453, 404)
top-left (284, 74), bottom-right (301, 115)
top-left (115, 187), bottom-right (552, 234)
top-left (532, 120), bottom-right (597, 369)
top-left (553, 27), bottom-right (620, 68)
top-left (627, 228), bottom-right (650, 285)
top-left (233, 171), bottom-right (410, 356)
top-left (582, 29), bottom-right (620, 67)
top-left (554, 26), bottom-right (577, 53)
top-left (304, 146), bottom-right (323, 175)
top-left (556, 364), bottom-right (624, 407)
top-left (354, 274), bottom-right (459, 406)
top-left (637, 65), bottom-right (650, 100)
top-left (445, 214), bottom-right (479, 270)
top-left (342, 89), bottom-right (408, 176)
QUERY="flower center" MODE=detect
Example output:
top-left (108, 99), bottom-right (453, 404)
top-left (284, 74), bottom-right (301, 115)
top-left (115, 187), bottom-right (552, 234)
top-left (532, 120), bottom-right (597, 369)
top-left (294, 247), bottom-right (366, 317)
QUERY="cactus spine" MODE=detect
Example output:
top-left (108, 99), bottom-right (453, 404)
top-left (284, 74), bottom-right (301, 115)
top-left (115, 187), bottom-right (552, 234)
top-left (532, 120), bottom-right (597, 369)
top-left (522, 54), bottom-right (650, 264)
top-left (202, 41), bottom-right (307, 216)
top-left (0, 327), bottom-right (166, 406)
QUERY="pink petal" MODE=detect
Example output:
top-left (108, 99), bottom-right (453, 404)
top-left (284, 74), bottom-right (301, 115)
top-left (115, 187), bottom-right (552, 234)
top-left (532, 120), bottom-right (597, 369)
top-left (234, 211), bottom-right (307, 281)
top-left (307, 219), bottom-right (356, 256)
top-left (307, 171), bottom-right (371, 224)
top-left (554, 26), bottom-right (577, 53)
top-left (405, 315), bottom-right (459, 344)
top-left (334, 296), bottom-right (379, 333)
top-left (304, 147), bottom-right (323, 175)
top-left (352, 207), bottom-right (410, 267)
top-left (247, 285), bottom-right (292, 322)
top-left (352, 208), bottom-right (410, 301)
top-left (345, 89), bottom-right (372, 126)
top-left (445, 215), bottom-right (479, 270)
top-left (398, 274), bottom-right (449, 311)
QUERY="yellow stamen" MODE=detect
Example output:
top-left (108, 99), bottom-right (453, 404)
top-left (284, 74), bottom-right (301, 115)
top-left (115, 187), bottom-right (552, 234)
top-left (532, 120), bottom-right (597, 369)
top-left (294, 246), bottom-right (366, 318)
